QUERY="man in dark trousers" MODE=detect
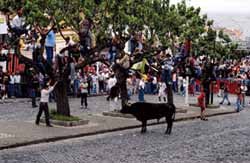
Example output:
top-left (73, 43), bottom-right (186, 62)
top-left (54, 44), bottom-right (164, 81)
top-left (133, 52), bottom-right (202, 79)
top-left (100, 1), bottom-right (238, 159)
top-left (35, 81), bottom-right (57, 127)
top-left (31, 73), bottom-right (39, 108)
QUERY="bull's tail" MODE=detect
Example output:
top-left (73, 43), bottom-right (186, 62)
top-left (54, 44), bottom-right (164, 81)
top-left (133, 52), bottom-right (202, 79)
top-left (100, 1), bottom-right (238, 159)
top-left (172, 111), bottom-right (176, 121)
top-left (169, 103), bottom-right (176, 120)
top-left (165, 103), bottom-right (176, 135)
top-left (172, 104), bottom-right (176, 121)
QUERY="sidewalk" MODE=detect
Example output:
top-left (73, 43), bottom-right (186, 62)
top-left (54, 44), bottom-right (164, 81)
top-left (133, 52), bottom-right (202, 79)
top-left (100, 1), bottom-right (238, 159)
top-left (0, 99), bottom-right (236, 150)
top-left (0, 93), bottom-right (108, 104)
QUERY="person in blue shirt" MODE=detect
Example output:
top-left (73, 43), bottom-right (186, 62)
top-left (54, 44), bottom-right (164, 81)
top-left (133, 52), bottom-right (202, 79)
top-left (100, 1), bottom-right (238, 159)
top-left (45, 27), bottom-right (57, 65)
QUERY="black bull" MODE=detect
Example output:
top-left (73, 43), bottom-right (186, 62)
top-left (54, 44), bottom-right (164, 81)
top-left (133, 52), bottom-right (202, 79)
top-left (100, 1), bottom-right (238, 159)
top-left (121, 102), bottom-right (176, 134)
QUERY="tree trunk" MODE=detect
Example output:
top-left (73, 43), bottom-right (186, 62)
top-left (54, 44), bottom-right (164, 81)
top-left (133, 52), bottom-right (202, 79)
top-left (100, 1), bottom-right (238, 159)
top-left (120, 79), bottom-right (128, 109)
top-left (54, 81), bottom-right (70, 116)
top-left (113, 64), bottom-right (128, 111)
top-left (210, 82), bottom-right (214, 104)
top-left (204, 82), bottom-right (210, 107)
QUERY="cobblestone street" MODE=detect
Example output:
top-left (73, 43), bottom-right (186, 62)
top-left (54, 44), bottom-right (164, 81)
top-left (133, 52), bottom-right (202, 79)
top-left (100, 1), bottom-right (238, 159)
top-left (0, 109), bottom-right (250, 163)
top-left (0, 94), bottom-right (249, 163)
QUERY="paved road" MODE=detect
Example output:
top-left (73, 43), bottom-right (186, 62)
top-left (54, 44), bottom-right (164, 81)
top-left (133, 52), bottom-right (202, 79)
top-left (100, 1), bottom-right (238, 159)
top-left (0, 94), bottom-right (243, 121)
top-left (1, 109), bottom-right (250, 163)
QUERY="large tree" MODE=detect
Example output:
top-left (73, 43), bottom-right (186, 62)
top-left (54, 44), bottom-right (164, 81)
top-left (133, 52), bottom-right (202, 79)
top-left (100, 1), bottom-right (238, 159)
top-left (0, 0), bottom-right (105, 116)
top-left (1, 0), bottom-right (232, 114)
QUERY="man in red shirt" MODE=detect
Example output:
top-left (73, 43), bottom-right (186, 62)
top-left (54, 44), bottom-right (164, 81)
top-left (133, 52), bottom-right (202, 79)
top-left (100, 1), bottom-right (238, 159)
top-left (198, 92), bottom-right (208, 121)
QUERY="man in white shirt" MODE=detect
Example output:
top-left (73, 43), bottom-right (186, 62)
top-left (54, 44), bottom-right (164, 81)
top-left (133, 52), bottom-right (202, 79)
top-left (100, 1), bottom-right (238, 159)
top-left (106, 74), bottom-right (117, 101)
top-left (158, 81), bottom-right (167, 102)
top-left (10, 7), bottom-right (28, 36)
top-left (9, 73), bottom-right (15, 97)
top-left (138, 78), bottom-right (145, 102)
top-left (98, 72), bottom-right (105, 93)
top-left (0, 12), bottom-right (8, 35)
top-left (35, 81), bottom-right (57, 127)
top-left (124, 39), bottom-right (132, 55)
top-left (91, 73), bottom-right (98, 94)
top-left (14, 72), bottom-right (21, 97)
top-left (107, 75), bottom-right (117, 93)
top-left (124, 34), bottom-right (143, 55)
top-left (152, 76), bottom-right (157, 94)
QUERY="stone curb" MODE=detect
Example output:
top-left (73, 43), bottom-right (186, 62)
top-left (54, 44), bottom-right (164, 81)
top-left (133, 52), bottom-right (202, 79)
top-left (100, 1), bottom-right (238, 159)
top-left (102, 108), bottom-right (188, 119)
top-left (103, 112), bottom-right (135, 118)
top-left (0, 99), bottom-right (39, 104)
top-left (174, 110), bottom-right (236, 122)
top-left (189, 103), bottom-right (220, 109)
top-left (0, 95), bottom-right (107, 104)
top-left (0, 110), bottom-right (236, 151)
top-left (40, 119), bottom-right (89, 127)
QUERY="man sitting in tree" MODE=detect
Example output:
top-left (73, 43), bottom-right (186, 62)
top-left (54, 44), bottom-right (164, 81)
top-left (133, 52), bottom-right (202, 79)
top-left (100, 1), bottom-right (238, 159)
top-left (7, 7), bottom-right (28, 37)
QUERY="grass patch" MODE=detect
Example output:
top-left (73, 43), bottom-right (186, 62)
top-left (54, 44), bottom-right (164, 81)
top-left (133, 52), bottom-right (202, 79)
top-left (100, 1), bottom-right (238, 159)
top-left (50, 110), bottom-right (81, 122)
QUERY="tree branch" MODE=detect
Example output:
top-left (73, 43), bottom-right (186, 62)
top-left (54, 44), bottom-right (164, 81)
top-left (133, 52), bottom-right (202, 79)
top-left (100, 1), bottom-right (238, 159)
top-left (130, 49), bottom-right (157, 66)
top-left (75, 44), bottom-right (109, 70)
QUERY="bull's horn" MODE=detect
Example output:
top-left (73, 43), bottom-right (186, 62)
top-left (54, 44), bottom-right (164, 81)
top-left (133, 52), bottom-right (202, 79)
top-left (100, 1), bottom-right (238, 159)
top-left (126, 102), bottom-right (132, 107)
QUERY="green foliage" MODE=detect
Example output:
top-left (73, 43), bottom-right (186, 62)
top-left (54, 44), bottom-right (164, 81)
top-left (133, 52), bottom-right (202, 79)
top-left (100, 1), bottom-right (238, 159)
top-left (50, 110), bottom-right (81, 121)
top-left (0, 0), bottom-right (24, 11)
top-left (1, 0), bottom-right (235, 59)
top-left (193, 26), bottom-right (236, 59)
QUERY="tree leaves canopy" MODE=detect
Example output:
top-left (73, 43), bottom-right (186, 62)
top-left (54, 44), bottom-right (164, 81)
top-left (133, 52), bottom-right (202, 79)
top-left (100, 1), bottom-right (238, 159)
top-left (0, 0), bottom-right (236, 59)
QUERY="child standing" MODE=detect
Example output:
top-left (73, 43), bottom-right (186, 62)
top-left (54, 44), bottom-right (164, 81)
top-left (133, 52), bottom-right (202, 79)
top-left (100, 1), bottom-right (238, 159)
top-left (138, 78), bottom-right (145, 102)
top-left (79, 79), bottom-right (88, 109)
top-left (158, 81), bottom-right (167, 102)
top-left (126, 76), bottom-right (133, 100)
top-left (198, 92), bottom-right (208, 121)
top-left (219, 83), bottom-right (231, 105)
